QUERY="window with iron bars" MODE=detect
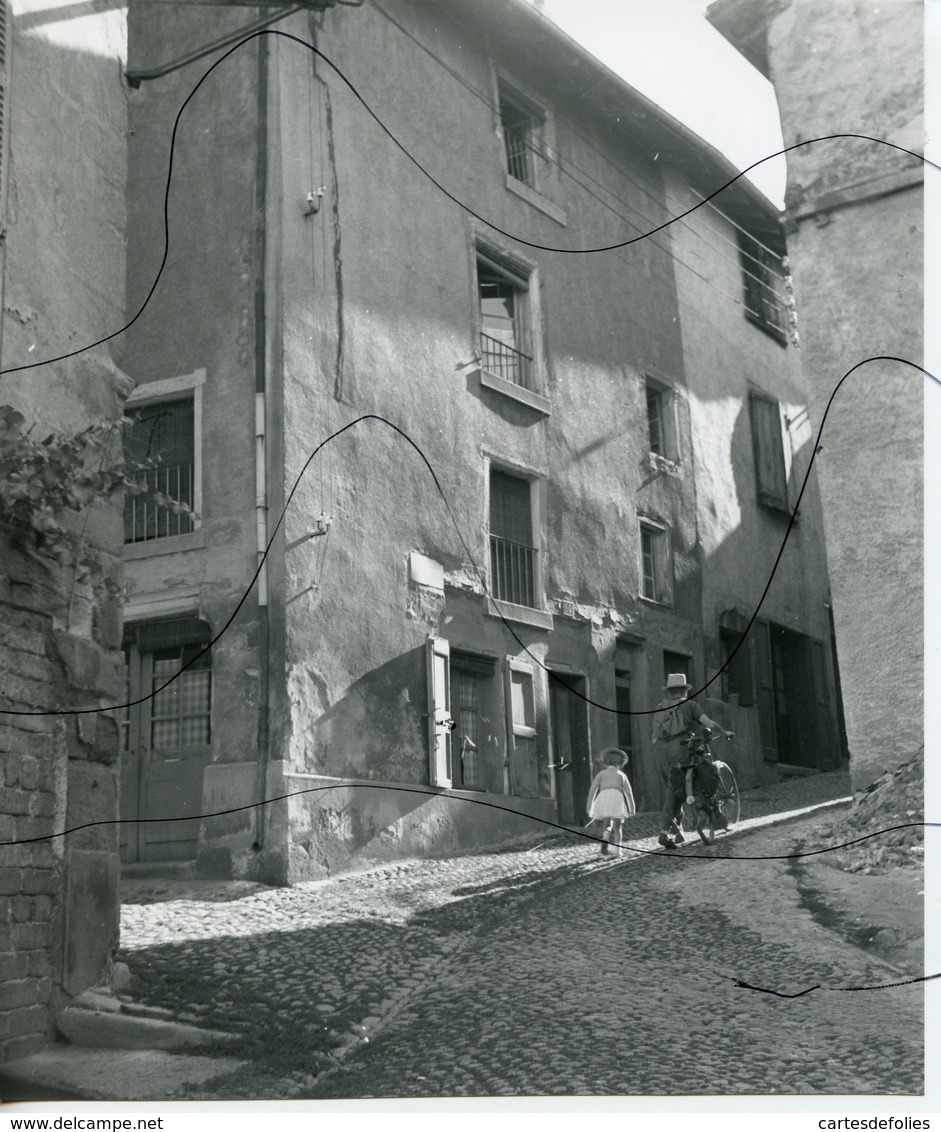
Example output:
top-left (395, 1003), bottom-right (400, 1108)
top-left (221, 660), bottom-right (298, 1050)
top-left (489, 468), bottom-right (537, 609)
top-left (124, 397), bottom-right (196, 543)
top-left (498, 81), bottom-right (542, 188)
top-left (738, 230), bottom-right (788, 345)
top-left (477, 252), bottom-right (533, 391)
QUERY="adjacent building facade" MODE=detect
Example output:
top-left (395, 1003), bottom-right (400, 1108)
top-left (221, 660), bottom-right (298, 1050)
top-left (118, 0), bottom-right (841, 884)
top-left (707, 0), bottom-right (924, 789)
top-left (1, 0), bottom-right (128, 1062)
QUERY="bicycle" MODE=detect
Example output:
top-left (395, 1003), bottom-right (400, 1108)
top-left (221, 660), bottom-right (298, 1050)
top-left (675, 728), bottom-right (740, 845)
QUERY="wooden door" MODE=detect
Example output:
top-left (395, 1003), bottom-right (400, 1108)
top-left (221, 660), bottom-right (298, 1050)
top-left (549, 676), bottom-right (590, 824)
top-left (120, 631), bottom-right (212, 863)
top-left (753, 620), bottom-right (778, 763)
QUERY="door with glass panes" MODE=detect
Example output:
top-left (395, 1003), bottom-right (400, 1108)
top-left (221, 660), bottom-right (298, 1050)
top-left (120, 620), bottom-right (213, 863)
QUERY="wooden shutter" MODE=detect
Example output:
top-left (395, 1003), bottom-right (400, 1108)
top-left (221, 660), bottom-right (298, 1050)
top-left (753, 621), bottom-right (778, 762)
top-left (426, 637), bottom-right (452, 788)
top-left (749, 393), bottom-right (788, 509)
top-left (490, 470), bottom-right (532, 544)
top-left (654, 528), bottom-right (674, 605)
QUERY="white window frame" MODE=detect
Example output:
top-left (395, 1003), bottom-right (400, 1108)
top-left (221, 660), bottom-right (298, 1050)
top-left (124, 368), bottom-right (206, 556)
top-left (638, 517), bottom-right (674, 607)
top-left (644, 375), bottom-right (680, 465)
top-left (492, 71), bottom-right (566, 226)
top-left (473, 241), bottom-right (550, 415)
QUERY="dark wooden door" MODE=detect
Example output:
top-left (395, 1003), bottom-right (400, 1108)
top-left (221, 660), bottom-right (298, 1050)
top-left (550, 676), bottom-right (590, 825)
top-left (753, 621), bottom-right (778, 763)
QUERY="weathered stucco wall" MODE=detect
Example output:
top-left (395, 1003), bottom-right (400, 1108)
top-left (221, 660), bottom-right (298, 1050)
top-left (762, 0), bottom-right (924, 787)
top-left (665, 170), bottom-right (841, 782)
top-left (123, 2), bottom-right (267, 879)
top-left (1, 0), bottom-right (128, 1060)
top-left (263, 1), bottom-right (840, 872)
top-left (268, 2), bottom-right (705, 863)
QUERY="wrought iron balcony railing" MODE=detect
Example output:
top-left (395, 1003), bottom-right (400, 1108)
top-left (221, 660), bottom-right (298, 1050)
top-left (480, 331), bottom-right (533, 391)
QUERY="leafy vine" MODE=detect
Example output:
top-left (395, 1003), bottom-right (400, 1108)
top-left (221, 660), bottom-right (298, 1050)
top-left (0, 403), bottom-right (194, 597)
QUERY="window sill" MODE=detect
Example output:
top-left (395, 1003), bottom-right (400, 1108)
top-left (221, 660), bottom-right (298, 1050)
top-left (638, 594), bottom-right (674, 610)
top-left (647, 451), bottom-right (681, 476)
top-left (758, 495), bottom-right (799, 521)
top-left (744, 311), bottom-right (789, 348)
top-left (505, 174), bottom-right (567, 226)
top-left (486, 597), bottom-right (554, 631)
top-left (124, 529), bottom-right (206, 560)
top-left (477, 367), bottom-right (551, 415)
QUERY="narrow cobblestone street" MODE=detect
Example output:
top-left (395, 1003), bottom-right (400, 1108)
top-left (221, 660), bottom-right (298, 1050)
top-left (112, 772), bottom-right (924, 1101)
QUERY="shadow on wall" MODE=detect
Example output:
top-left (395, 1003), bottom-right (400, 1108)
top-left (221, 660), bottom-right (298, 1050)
top-left (694, 398), bottom-right (841, 782)
top-left (301, 645), bottom-right (428, 784)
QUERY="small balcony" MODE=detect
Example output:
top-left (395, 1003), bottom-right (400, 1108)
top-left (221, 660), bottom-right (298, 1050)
top-left (479, 331), bottom-right (533, 391)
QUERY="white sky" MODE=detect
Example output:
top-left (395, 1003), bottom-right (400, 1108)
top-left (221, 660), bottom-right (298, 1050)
top-left (528, 0), bottom-right (787, 207)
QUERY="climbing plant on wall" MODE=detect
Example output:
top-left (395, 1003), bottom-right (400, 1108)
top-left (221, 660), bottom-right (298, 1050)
top-left (0, 403), bottom-right (193, 595)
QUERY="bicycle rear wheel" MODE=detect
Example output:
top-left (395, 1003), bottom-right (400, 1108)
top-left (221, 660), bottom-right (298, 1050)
top-left (681, 800), bottom-right (715, 844)
top-left (713, 761), bottom-right (740, 828)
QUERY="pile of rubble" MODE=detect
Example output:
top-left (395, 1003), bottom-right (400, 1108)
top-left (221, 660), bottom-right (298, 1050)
top-left (819, 748), bottom-right (924, 875)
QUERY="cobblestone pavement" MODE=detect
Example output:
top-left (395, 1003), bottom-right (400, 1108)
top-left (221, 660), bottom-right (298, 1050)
top-left (117, 769), bottom-right (924, 1100)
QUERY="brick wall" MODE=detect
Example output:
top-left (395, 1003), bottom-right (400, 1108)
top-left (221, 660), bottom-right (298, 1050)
top-left (0, 550), bottom-right (122, 1063)
top-left (0, 586), bottom-right (66, 1061)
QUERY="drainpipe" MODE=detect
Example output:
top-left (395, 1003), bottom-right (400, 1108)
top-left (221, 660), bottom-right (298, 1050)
top-left (252, 31), bottom-right (271, 854)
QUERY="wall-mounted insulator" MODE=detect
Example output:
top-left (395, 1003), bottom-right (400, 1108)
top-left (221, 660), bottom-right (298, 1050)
top-left (308, 511), bottom-right (332, 538)
top-left (304, 187), bottom-right (326, 217)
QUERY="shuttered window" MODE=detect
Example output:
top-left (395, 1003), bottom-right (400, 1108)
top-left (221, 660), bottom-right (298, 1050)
top-left (749, 392), bottom-right (789, 511)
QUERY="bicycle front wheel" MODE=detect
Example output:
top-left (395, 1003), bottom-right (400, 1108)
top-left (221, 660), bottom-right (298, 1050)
top-left (713, 761), bottom-right (740, 828)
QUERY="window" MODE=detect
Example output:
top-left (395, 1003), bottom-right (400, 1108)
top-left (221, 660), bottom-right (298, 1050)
top-left (490, 469), bottom-right (537, 608)
top-left (477, 251), bottom-right (533, 391)
top-left (123, 369), bottom-right (205, 546)
top-left (749, 391), bottom-right (789, 512)
top-left (739, 230), bottom-right (788, 344)
top-left (499, 81), bottom-right (542, 188)
top-left (663, 651), bottom-right (693, 690)
top-left (645, 378), bottom-right (677, 461)
top-left (639, 520), bottom-right (673, 605)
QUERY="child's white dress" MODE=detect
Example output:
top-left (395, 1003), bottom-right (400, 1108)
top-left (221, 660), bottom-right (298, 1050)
top-left (587, 767), bottom-right (636, 819)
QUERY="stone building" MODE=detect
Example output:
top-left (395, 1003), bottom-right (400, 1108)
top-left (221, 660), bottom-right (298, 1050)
top-left (119, 0), bottom-right (842, 883)
top-left (0, 1), bottom-right (128, 1062)
top-left (706, 0), bottom-right (924, 789)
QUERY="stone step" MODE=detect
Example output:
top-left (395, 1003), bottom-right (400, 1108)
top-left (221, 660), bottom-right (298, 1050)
top-left (58, 995), bottom-right (235, 1052)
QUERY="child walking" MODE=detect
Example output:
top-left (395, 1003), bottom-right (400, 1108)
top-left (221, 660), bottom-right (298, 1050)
top-left (585, 748), bottom-right (636, 855)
